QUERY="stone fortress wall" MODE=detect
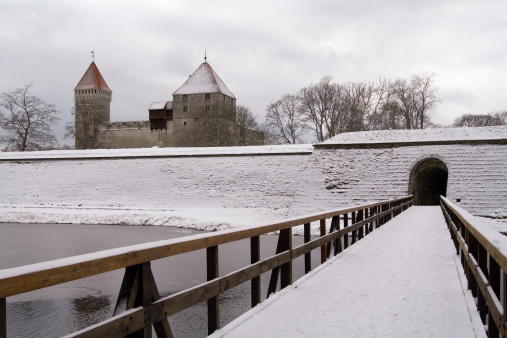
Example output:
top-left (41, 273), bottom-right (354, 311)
top-left (1, 127), bottom-right (506, 224)
top-left (100, 121), bottom-right (174, 148)
top-left (289, 142), bottom-right (507, 218)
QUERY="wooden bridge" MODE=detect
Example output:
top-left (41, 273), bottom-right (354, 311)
top-left (0, 196), bottom-right (504, 337)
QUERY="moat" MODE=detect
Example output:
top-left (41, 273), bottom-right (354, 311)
top-left (0, 223), bottom-right (318, 337)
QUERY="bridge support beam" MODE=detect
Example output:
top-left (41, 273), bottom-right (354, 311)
top-left (114, 263), bottom-right (173, 338)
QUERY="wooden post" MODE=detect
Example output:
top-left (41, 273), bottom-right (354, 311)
top-left (332, 216), bottom-right (341, 255)
top-left (366, 207), bottom-right (373, 233)
top-left (280, 228), bottom-right (293, 289)
top-left (357, 210), bottom-right (364, 240)
top-left (207, 246), bottom-right (219, 335)
top-left (504, 271), bottom-right (507, 338)
top-left (140, 263), bottom-right (152, 338)
top-left (1, 297), bottom-right (5, 338)
top-left (477, 244), bottom-right (488, 324)
top-left (320, 219), bottom-right (327, 264)
top-left (304, 223), bottom-right (311, 274)
top-left (467, 233), bottom-right (479, 302)
top-left (489, 258), bottom-right (500, 338)
top-left (351, 211), bottom-right (357, 244)
top-left (251, 236), bottom-right (261, 308)
top-left (326, 216), bottom-right (339, 258)
top-left (343, 213), bottom-right (349, 249)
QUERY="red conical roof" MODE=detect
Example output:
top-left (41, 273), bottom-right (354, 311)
top-left (74, 62), bottom-right (112, 92)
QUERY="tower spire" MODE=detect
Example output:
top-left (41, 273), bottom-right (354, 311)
top-left (91, 47), bottom-right (95, 62)
top-left (204, 49), bottom-right (207, 63)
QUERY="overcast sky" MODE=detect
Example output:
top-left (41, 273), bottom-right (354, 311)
top-left (1, 0), bottom-right (506, 144)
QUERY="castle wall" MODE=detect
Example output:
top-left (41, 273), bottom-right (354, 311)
top-left (1, 140), bottom-right (505, 224)
top-left (0, 146), bottom-right (312, 217)
top-left (288, 142), bottom-right (507, 218)
top-left (100, 121), bottom-right (174, 148)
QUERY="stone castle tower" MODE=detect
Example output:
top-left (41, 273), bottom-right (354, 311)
top-left (171, 58), bottom-right (236, 147)
top-left (73, 57), bottom-right (245, 149)
top-left (74, 62), bottom-right (112, 149)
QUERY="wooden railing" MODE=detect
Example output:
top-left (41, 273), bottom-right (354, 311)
top-left (0, 196), bottom-right (413, 338)
top-left (440, 196), bottom-right (507, 338)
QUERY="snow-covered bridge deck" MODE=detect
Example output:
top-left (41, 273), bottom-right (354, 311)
top-left (211, 206), bottom-right (486, 338)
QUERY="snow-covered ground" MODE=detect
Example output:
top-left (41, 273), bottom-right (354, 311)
top-left (210, 206), bottom-right (486, 338)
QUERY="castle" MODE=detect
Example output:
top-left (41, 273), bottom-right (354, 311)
top-left (74, 57), bottom-right (242, 149)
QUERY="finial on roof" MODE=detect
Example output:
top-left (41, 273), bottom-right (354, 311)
top-left (91, 47), bottom-right (95, 62)
top-left (204, 49), bottom-right (207, 63)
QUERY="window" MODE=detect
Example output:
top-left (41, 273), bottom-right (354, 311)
top-left (183, 106), bottom-right (188, 112)
top-left (205, 93), bottom-right (210, 100)
top-left (184, 121), bottom-right (187, 125)
top-left (183, 95), bottom-right (188, 101)
top-left (205, 105), bottom-right (210, 111)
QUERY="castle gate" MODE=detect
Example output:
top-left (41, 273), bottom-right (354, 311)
top-left (409, 158), bottom-right (448, 205)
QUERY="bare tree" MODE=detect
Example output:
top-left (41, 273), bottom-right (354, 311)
top-left (453, 111), bottom-right (507, 127)
top-left (411, 72), bottom-right (440, 129)
top-left (236, 105), bottom-right (262, 146)
top-left (363, 78), bottom-right (394, 130)
top-left (390, 72), bottom-right (439, 130)
top-left (0, 84), bottom-right (59, 151)
top-left (266, 94), bottom-right (306, 144)
top-left (390, 78), bottom-right (416, 129)
top-left (341, 82), bottom-right (377, 132)
top-left (299, 76), bottom-right (345, 142)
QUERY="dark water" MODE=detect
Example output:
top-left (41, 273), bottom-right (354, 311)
top-left (0, 223), bottom-right (320, 337)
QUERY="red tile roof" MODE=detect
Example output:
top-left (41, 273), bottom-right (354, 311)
top-left (74, 62), bottom-right (112, 92)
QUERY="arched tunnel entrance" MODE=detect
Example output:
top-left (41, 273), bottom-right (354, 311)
top-left (409, 158), bottom-right (448, 206)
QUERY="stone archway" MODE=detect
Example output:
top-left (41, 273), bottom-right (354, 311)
top-left (409, 158), bottom-right (448, 205)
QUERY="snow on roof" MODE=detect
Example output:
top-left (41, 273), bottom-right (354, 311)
top-left (149, 101), bottom-right (172, 110)
top-left (173, 61), bottom-right (235, 98)
top-left (74, 62), bottom-right (112, 92)
top-left (323, 126), bottom-right (507, 145)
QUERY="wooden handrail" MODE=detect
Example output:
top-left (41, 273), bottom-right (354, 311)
top-left (440, 196), bottom-right (507, 338)
top-left (0, 196), bottom-right (413, 337)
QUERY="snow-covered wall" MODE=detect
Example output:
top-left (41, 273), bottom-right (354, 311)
top-left (0, 145), bottom-right (313, 227)
top-left (0, 127), bottom-right (505, 227)
top-left (289, 127), bottom-right (507, 218)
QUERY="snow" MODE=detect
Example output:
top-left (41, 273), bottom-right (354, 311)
top-left (210, 206), bottom-right (486, 338)
top-left (442, 197), bottom-right (507, 258)
top-left (173, 62), bottom-right (236, 98)
top-left (323, 125), bottom-right (507, 144)
top-left (0, 144), bottom-right (314, 229)
top-left (148, 101), bottom-right (169, 110)
top-left (0, 144), bottom-right (313, 160)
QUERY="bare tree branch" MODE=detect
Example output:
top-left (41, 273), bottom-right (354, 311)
top-left (0, 84), bottom-right (60, 151)
top-left (266, 94), bottom-right (306, 144)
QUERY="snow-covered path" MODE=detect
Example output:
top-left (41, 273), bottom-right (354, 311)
top-left (210, 206), bottom-right (485, 338)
